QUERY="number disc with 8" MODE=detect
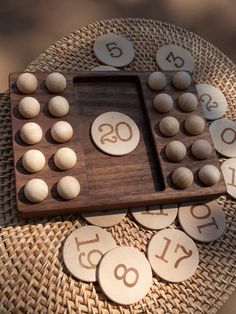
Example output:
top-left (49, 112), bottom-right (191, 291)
top-left (91, 111), bottom-right (140, 156)
top-left (93, 33), bottom-right (135, 67)
top-left (63, 226), bottom-right (116, 282)
top-left (147, 229), bottom-right (199, 283)
top-left (98, 246), bottom-right (152, 305)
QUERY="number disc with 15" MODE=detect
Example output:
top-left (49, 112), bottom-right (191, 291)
top-left (91, 111), bottom-right (140, 156)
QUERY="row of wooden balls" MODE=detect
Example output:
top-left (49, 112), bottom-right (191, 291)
top-left (24, 176), bottom-right (80, 203)
top-left (20, 121), bottom-right (73, 145)
top-left (148, 71), bottom-right (192, 91)
top-left (16, 72), bottom-right (67, 94)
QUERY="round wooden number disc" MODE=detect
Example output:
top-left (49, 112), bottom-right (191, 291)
top-left (63, 226), bottom-right (116, 282)
top-left (81, 209), bottom-right (127, 227)
top-left (130, 204), bottom-right (178, 230)
top-left (147, 229), bottom-right (199, 283)
top-left (221, 158), bottom-right (236, 199)
top-left (209, 118), bottom-right (236, 157)
top-left (156, 45), bottom-right (194, 72)
top-left (196, 84), bottom-right (228, 120)
top-left (91, 111), bottom-right (140, 156)
top-left (178, 201), bottom-right (226, 242)
top-left (98, 246), bottom-right (152, 305)
top-left (93, 33), bottom-right (135, 67)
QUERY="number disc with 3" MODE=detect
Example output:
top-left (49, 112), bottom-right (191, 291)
top-left (93, 33), bottom-right (135, 67)
top-left (62, 226), bottom-right (116, 282)
top-left (98, 246), bottom-right (152, 305)
top-left (147, 229), bottom-right (199, 283)
top-left (91, 111), bottom-right (140, 156)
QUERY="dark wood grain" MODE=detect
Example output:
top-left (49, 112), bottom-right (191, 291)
top-left (9, 71), bottom-right (226, 218)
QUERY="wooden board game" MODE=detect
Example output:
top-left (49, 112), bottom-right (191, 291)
top-left (9, 71), bottom-right (226, 218)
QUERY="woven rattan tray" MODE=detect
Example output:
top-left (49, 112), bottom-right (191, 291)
top-left (0, 18), bottom-right (235, 313)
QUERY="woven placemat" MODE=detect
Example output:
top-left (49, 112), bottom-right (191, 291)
top-left (0, 18), bottom-right (235, 314)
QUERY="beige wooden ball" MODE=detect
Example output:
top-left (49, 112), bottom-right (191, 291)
top-left (178, 92), bottom-right (198, 112)
top-left (148, 71), bottom-right (167, 90)
top-left (48, 96), bottom-right (69, 117)
top-left (185, 115), bottom-right (205, 135)
top-left (19, 97), bottom-right (40, 118)
top-left (172, 71), bottom-right (191, 90)
top-left (153, 93), bottom-right (173, 113)
top-left (198, 165), bottom-right (220, 186)
top-left (22, 150), bottom-right (45, 173)
top-left (51, 121), bottom-right (73, 143)
top-left (191, 139), bottom-right (212, 160)
top-left (20, 122), bottom-right (43, 145)
top-left (54, 147), bottom-right (77, 170)
top-left (57, 176), bottom-right (80, 200)
top-left (16, 73), bottom-right (38, 94)
top-left (24, 178), bottom-right (48, 203)
top-left (45, 72), bottom-right (66, 93)
top-left (172, 167), bottom-right (193, 189)
top-left (159, 116), bottom-right (180, 137)
top-left (165, 141), bottom-right (187, 162)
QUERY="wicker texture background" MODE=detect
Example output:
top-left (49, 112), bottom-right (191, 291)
top-left (0, 18), bottom-right (235, 314)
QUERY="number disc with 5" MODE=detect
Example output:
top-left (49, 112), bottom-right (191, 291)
top-left (147, 229), bottom-right (199, 283)
top-left (98, 246), bottom-right (152, 305)
top-left (93, 33), bottom-right (135, 67)
top-left (91, 111), bottom-right (140, 156)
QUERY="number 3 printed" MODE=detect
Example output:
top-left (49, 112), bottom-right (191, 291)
top-left (166, 52), bottom-right (184, 68)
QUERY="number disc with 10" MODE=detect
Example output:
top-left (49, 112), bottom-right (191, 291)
top-left (91, 111), bottom-right (140, 156)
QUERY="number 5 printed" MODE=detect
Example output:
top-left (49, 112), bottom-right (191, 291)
top-left (106, 42), bottom-right (123, 58)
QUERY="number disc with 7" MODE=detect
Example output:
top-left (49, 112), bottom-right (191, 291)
top-left (147, 229), bottom-right (199, 283)
top-left (91, 111), bottom-right (140, 156)
top-left (98, 246), bottom-right (152, 305)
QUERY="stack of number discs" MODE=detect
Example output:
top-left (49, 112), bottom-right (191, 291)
top-left (61, 32), bottom-right (233, 306)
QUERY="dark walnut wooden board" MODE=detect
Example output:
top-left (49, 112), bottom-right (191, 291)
top-left (9, 71), bottom-right (226, 218)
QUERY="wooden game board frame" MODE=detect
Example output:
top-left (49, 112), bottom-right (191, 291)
top-left (9, 71), bottom-right (226, 218)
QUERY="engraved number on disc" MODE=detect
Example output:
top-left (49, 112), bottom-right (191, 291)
top-left (91, 112), bottom-right (140, 156)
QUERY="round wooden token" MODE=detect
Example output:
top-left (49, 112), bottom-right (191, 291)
top-left (81, 209), bottom-right (127, 227)
top-left (91, 111), bottom-right (140, 156)
top-left (221, 158), bottom-right (236, 199)
top-left (209, 118), bottom-right (236, 157)
top-left (156, 45), bottom-right (194, 72)
top-left (196, 84), bottom-right (228, 120)
top-left (147, 229), bottom-right (199, 283)
top-left (130, 204), bottom-right (178, 230)
top-left (178, 201), bottom-right (226, 242)
top-left (93, 33), bottom-right (135, 67)
top-left (63, 226), bottom-right (116, 282)
top-left (91, 65), bottom-right (119, 71)
top-left (98, 246), bottom-right (152, 305)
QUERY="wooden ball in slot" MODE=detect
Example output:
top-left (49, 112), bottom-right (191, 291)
top-left (16, 73), bottom-right (38, 94)
top-left (19, 97), bottom-right (40, 118)
top-left (159, 116), bottom-right (180, 137)
top-left (24, 178), bottom-right (48, 203)
top-left (148, 72), bottom-right (167, 90)
top-left (198, 165), bottom-right (220, 186)
top-left (165, 141), bottom-right (187, 162)
top-left (172, 71), bottom-right (191, 90)
top-left (20, 122), bottom-right (43, 145)
top-left (48, 96), bottom-right (69, 117)
top-left (54, 147), bottom-right (77, 170)
top-left (178, 92), bottom-right (198, 112)
top-left (172, 167), bottom-right (193, 189)
top-left (191, 139), bottom-right (212, 159)
top-left (153, 93), bottom-right (173, 113)
top-left (185, 115), bottom-right (205, 135)
top-left (22, 149), bottom-right (45, 173)
top-left (57, 176), bottom-right (80, 200)
top-left (45, 72), bottom-right (66, 93)
top-left (51, 121), bottom-right (73, 143)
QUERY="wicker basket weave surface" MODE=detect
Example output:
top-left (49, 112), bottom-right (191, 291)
top-left (0, 18), bottom-right (235, 314)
